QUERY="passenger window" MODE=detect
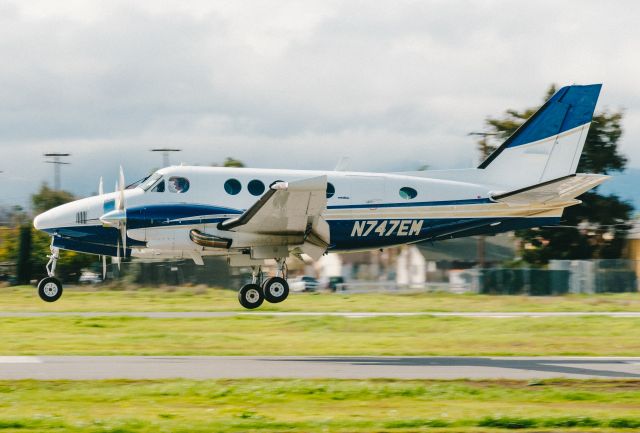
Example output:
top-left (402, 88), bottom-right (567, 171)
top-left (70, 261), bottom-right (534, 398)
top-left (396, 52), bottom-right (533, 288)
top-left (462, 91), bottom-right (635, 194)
top-left (168, 177), bottom-right (190, 193)
top-left (248, 179), bottom-right (265, 196)
top-left (152, 180), bottom-right (165, 192)
top-left (399, 187), bottom-right (417, 200)
top-left (326, 182), bottom-right (335, 199)
top-left (224, 179), bottom-right (242, 195)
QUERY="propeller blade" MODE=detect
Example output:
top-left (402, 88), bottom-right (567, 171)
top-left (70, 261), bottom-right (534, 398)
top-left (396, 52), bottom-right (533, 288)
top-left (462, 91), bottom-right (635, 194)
top-left (114, 181), bottom-right (120, 209)
top-left (121, 223), bottom-right (127, 260)
top-left (118, 165), bottom-right (125, 211)
top-left (116, 238), bottom-right (121, 270)
top-left (102, 255), bottom-right (107, 280)
top-left (98, 177), bottom-right (104, 196)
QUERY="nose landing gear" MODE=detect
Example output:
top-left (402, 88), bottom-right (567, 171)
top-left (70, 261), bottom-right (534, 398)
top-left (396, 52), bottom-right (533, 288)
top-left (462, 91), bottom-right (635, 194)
top-left (37, 243), bottom-right (63, 302)
top-left (237, 259), bottom-right (290, 309)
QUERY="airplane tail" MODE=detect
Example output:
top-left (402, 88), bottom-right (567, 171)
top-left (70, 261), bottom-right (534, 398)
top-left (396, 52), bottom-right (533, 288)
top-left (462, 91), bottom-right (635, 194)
top-left (479, 84), bottom-right (602, 188)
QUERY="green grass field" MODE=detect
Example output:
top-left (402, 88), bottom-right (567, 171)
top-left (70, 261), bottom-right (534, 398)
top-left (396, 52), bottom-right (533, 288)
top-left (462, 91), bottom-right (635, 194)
top-left (0, 379), bottom-right (639, 432)
top-left (3, 286), bottom-right (639, 432)
top-left (2, 285), bottom-right (640, 312)
top-left (1, 315), bottom-right (639, 356)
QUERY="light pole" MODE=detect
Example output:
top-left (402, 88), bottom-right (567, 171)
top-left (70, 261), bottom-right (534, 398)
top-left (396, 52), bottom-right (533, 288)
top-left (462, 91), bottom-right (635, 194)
top-left (43, 153), bottom-right (71, 191)
top-left (151, 148), bottom-right (181, 168)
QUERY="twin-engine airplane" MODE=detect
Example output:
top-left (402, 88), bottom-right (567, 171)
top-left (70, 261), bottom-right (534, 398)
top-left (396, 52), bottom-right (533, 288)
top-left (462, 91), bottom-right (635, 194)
top-left (34, 84), bottom-right (607, 308)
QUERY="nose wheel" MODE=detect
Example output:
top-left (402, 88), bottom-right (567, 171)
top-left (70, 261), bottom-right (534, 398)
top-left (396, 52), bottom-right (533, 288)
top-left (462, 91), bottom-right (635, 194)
top-left (36, 241), bottom-right (64, 303)
top-left (37, 277), bottom-right (63, 302)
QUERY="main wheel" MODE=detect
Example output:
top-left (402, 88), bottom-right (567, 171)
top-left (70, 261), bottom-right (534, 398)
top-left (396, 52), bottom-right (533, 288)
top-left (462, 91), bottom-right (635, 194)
top-left (238, 283), bottom-right (264, 309)
top-left (262, 277), bottom-right (289, 303)
top-left (37, 277), bottom-right (63, 302)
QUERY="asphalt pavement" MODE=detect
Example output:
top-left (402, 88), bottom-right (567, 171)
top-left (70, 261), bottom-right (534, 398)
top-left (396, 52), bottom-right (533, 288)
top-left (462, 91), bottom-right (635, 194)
top-left (0, 356), bottom-right (638, 379)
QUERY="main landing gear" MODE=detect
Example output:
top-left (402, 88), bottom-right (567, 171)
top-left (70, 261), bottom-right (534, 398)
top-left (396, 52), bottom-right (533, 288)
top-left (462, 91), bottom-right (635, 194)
top-left (238, 259), bottom-right (289, 309)
top-left (37, 243), bottom-right (63, 302)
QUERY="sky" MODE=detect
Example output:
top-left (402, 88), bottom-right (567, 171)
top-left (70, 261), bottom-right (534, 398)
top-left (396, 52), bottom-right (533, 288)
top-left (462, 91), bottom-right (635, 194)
top-left (2, 0), bottom-right (640, 208)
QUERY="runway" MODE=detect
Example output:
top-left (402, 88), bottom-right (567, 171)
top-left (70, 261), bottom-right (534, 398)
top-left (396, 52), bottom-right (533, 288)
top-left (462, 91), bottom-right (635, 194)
top-left (1, 311), bottom-right (639, 318)
top-left (0, 356), bottom-right (639, 380)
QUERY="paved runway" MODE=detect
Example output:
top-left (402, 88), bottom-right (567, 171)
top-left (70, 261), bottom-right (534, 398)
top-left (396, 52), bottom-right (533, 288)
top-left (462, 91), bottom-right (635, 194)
top-left (0, 356), bottom-right (638, 379)
top-left (1, 311), bottom-right (639, 318)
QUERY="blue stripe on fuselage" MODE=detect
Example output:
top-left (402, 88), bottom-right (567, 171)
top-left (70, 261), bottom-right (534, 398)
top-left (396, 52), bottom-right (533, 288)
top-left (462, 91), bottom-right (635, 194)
top-left (126, 203), bottom-right (242, 229)
top-left (40, 201), bottom-right (561, 254)
top-left (42, 225), bottom-right (144, 247)
top-left (328, 197), bottom-right (492, 209)
top-left (328, 216), bottom-right (560, 250)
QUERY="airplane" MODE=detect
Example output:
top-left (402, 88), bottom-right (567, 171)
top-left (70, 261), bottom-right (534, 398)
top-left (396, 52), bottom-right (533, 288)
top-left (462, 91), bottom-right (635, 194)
top-left (33, 84), bottom-right (607, 308)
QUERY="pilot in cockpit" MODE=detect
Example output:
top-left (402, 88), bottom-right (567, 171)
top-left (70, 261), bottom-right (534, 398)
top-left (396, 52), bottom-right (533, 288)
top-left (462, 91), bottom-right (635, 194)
top-left (168, 177), bottom-right (189, 193)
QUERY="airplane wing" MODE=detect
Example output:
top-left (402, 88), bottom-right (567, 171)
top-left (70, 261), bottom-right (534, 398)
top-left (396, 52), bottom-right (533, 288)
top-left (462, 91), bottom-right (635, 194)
top-left (491, 173), bottom-right (609, 206)
top-left (218, 176), bottom-right (330, 259)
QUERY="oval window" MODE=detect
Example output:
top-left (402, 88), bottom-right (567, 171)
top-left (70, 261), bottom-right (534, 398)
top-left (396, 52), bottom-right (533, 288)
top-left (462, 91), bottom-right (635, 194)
top-left (248, 179), bottom-right (265, 196)
top-left (399, 187), bottom-right (417, 200)
top-left (224, 179), bottom-right (242, 195)
top-left (168, 177), bottom-right (189, 193)
top-left (326, 182), bottom-right (335, 199)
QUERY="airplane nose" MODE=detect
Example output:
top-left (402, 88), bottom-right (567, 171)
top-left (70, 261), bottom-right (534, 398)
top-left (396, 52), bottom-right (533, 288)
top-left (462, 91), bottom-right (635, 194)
top-left (33, 211), bottom-right (51, 231)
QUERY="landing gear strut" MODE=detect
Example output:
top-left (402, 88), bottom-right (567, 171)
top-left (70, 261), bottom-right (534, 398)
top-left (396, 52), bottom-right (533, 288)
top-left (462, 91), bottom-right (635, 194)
top-left (37, 242), bottom-right (63, 302)
top-left (237, 259), bottom-right (290, 309)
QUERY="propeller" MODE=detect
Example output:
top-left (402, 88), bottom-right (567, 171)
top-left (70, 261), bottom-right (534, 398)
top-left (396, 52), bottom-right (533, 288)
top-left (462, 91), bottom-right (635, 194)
top-left (98, 176), bottom-right (104, 196)
top-left (117, 166), bottom-right (127, 258)
top-left (102, 255), bottom-right (107, 280)
top-left (100, 166), bottom-right (128, 268)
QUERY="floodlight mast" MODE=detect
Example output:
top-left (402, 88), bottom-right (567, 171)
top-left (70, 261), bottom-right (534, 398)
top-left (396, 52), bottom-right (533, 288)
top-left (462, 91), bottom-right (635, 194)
top-left (43, 153), bottom-right (71, 191)
top-left (151, 148), bottom-right (181, 168)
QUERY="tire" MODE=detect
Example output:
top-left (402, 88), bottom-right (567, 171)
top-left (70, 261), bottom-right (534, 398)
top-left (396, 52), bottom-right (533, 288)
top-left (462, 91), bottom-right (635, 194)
top-left (238, 283), bottom-right (264, 309)
top-left (37, 277), bottom-right (63, 302)
top-left (262, 277), bottom-right (289, 303)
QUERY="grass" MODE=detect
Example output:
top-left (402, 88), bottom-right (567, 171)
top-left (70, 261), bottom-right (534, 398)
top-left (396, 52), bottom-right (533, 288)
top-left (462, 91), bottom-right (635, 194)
top-left (0, 379), bottom-right (638, 432)
top-left (2, 285), bottom-right (639, 312)
top-left (1, 315), bottom-right (639, 356)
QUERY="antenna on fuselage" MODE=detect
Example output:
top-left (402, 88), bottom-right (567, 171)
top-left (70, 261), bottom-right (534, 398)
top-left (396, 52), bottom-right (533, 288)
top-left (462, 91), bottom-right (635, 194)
top-left (43, 153), bottom-right (71, 191)
top-left (151, 148), bottom-right (181, 168)
top-left (334, 156), bottom-right (351, 171)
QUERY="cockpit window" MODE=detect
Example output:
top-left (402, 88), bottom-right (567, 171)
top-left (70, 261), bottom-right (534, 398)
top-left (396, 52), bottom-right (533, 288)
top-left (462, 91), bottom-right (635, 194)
top-left (168, 177), bottom-right (190, 193)
top-left (140, 173), bottom-right (162, 191)
top-left (126, 177), bottom-right (145, 189)
top-left (152, 180), bottom-right (165, 192)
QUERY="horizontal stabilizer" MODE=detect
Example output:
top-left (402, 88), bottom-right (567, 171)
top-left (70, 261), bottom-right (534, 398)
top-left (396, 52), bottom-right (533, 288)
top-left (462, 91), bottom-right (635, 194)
top-left (491, 173), bottom-right (608, 206)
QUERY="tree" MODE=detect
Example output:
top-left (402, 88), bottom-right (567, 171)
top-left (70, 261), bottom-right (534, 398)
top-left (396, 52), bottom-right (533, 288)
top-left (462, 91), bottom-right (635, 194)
top-left (211, 157), bottom-right (245, 168)
top-left (478, 85), bottom-right (633, 264)
top-left (31, 184), bottom-right (75, 215)
top-left (15, 225), bottom-right (32, 284)
top-left (0, 184), bottom-right (95, 284)
top-left (223, 157), bottom-right (245, 168)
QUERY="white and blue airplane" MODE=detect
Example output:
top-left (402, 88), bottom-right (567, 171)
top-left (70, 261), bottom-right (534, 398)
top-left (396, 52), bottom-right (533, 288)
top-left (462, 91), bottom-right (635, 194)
top-left (34, 84), bottom-right (607, 308)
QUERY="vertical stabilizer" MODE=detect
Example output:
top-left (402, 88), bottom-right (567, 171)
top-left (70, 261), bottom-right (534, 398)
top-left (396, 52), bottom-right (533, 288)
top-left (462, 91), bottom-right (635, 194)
top-left (479, 84), bottom-right (601, 188)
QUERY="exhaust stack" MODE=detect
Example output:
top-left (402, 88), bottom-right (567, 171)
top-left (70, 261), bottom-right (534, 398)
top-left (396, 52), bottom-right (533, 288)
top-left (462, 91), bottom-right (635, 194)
top-left (189, 229), bottom-right (232, 249)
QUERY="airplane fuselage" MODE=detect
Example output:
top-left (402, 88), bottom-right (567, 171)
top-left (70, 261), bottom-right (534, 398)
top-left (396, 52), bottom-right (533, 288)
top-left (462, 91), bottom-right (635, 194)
top-left (34, 165), bottom-right (563, 261)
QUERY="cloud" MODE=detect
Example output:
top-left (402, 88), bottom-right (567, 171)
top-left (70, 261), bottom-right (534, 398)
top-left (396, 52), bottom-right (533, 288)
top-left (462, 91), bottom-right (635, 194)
top-left (1, 0), bottom-right (639, 207)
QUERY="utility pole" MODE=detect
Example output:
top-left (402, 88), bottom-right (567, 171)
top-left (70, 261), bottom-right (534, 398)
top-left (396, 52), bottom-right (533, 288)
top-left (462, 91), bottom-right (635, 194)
top-left (43, 153), bottom-right (71, 191)
top-left (468, 132), bottom-right (499, 269)
top-left (151, 148), bottom-right (181, 168)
